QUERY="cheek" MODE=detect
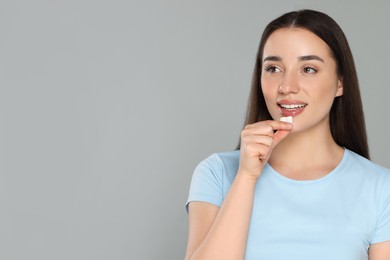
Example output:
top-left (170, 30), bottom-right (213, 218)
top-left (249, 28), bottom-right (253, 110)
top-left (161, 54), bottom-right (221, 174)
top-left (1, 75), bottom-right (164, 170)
top-left (316, 81), bottom-right (340, 100)
top-left (261, 78), bottom-right (279, 116)
top-left (261, 77), bottom-right (277, 100)
top-left (309, 84), bottom-right (339, 114)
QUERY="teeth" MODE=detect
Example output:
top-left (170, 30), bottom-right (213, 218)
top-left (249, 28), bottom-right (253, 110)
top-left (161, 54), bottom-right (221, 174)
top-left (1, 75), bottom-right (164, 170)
top-left (279, 104), bottom-right (306, 109)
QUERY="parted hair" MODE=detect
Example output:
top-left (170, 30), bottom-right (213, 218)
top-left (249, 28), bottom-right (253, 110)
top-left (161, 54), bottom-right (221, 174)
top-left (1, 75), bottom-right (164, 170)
top-left (238, 9), bottom-right (369, 159)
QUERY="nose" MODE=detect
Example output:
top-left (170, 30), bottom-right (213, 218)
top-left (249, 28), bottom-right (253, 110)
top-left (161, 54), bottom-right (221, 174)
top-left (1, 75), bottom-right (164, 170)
top-left (278, 72), bottom-right (299, 94)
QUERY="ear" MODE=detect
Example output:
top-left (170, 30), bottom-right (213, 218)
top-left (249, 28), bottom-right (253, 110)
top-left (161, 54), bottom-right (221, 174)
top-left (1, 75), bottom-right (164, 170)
top-left (335, 77), bottom-right (343, 97)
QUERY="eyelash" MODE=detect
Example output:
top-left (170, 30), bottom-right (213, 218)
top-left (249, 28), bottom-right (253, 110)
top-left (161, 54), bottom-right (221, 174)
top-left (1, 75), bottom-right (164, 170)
top-left (264, 65), bottom-right (318, 74)
top-left (264, 65), bottom-right (281, 73)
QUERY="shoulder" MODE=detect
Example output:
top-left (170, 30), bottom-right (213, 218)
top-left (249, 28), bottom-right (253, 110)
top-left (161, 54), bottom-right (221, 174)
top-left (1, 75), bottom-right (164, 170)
top-left (345, 149), bottom-right (390, 179)
top-left (192, 150), bottom-right (240, 188)
top-left (197, 150), bottom-right (240, 172)
top-left (186, 150), bottom-right (240, 209)
top-left (343, 149), bottom-right (390, 200)
top-left (214, 150), bottom-right (240, 169)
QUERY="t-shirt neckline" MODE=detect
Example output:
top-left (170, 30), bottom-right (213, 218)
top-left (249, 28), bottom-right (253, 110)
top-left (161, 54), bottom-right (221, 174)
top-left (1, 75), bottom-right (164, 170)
top-left (265, 148), bottom-right (348, 185)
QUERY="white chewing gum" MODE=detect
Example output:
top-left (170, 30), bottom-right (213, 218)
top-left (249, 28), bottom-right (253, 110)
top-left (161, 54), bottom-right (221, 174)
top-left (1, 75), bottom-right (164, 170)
top-left (280, 116), bottom-right (293, 123)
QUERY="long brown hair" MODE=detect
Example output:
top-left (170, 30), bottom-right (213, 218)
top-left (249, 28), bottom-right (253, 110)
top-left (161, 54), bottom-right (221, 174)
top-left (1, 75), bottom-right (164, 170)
top-left (238, 9), bottom-right (370, 159)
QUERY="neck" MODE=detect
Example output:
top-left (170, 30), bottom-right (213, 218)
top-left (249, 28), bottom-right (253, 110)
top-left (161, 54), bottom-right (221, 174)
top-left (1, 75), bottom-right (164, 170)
top-left (269, 123), bottom-right (344, 180)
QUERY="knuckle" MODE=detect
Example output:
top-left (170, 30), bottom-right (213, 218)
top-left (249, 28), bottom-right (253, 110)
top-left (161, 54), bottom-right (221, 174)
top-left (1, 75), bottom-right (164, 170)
top-left (244, 124), bottom-right (252, 130)
top-left (241, 128), bottom-right (248, 135)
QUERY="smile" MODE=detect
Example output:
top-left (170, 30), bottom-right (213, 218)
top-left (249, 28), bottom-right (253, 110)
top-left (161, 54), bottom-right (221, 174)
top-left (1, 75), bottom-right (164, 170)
top-left (278, 103), bottom-right (307, 110)
top-left (277, 102), bottom-right (307, 117)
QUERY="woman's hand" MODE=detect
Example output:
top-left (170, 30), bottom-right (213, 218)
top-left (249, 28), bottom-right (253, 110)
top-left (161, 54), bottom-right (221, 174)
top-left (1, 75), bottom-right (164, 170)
top-left (238, 120), bottom-right (293, 179)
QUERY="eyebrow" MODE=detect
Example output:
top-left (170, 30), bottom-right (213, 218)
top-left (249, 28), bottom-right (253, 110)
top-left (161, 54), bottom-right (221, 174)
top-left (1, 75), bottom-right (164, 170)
top-left (263, 55), bottom-right (325, 63)
top-left (298, 55), bottom-right (324, 63)
top-left (263, 56), bottom-right (282, 62)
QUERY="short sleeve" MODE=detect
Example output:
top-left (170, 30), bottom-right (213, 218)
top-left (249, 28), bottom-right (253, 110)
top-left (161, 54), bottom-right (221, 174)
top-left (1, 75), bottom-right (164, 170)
top-left (185, 154), bottom-right (224, 213)
top-left (371, 175), bottom-right (390, 244)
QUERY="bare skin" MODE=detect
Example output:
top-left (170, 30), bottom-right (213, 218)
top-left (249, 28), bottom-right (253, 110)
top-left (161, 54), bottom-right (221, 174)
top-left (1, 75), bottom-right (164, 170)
top-left (185, 121), bottom-right (292, 260)
top-left (185, 28), bottom-right (390, 259)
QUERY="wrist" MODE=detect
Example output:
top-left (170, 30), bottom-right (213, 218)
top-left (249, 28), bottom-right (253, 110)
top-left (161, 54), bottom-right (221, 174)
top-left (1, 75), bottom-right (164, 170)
top-left (236, 169), bottom-right (261, 183)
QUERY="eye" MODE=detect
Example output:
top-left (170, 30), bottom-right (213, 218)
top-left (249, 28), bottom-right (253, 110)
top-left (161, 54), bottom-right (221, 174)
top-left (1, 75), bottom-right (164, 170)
top-left (303, 67), bottom-right (317, 74)
top-left (264, 65), bottom-right (281, 73)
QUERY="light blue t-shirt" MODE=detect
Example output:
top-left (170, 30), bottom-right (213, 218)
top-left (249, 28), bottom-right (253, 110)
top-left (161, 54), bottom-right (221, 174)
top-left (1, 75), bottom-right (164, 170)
top-left (186, 149), bottom-right (390, 260)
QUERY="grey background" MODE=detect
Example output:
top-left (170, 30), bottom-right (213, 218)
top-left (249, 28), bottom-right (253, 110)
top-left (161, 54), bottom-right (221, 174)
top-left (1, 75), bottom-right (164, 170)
top-left (0, 0), bottom-right (389, 259)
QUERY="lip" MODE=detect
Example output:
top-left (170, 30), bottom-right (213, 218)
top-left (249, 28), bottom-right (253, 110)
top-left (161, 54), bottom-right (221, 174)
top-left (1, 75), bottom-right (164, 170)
top-left (277, 99), bottom-right (307, 117)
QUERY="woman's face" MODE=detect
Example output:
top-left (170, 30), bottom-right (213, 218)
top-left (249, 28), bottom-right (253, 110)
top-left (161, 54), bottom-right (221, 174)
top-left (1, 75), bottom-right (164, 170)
top-left (261, 28), bottom-right (343, 133)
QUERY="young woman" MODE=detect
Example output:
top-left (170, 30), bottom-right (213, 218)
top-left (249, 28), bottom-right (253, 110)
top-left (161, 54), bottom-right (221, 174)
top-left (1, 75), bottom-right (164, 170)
top-left (185, 10), bottom-right (390, 260)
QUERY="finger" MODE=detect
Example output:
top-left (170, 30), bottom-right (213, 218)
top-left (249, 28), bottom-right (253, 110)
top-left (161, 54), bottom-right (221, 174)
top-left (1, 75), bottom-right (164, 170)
top-left (241, 136), bottom-right (273, 153)
top-left (267, 120), bottom-right (293, 131)
top-left (250, 135), bottom-right (274, 147)
top-left (246, 120), bottom-right (293, 132)
top-left (241, 142), bottom-right (272, 160)
top-left (242, 120), bottom-right (293, 150)
top-left (241, 125), bottom-right (274, 139)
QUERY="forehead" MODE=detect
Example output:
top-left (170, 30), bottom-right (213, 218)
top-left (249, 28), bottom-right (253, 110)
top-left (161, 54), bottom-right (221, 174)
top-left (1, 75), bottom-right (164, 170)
top-left (263, 28), bottom-right (333, 59)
